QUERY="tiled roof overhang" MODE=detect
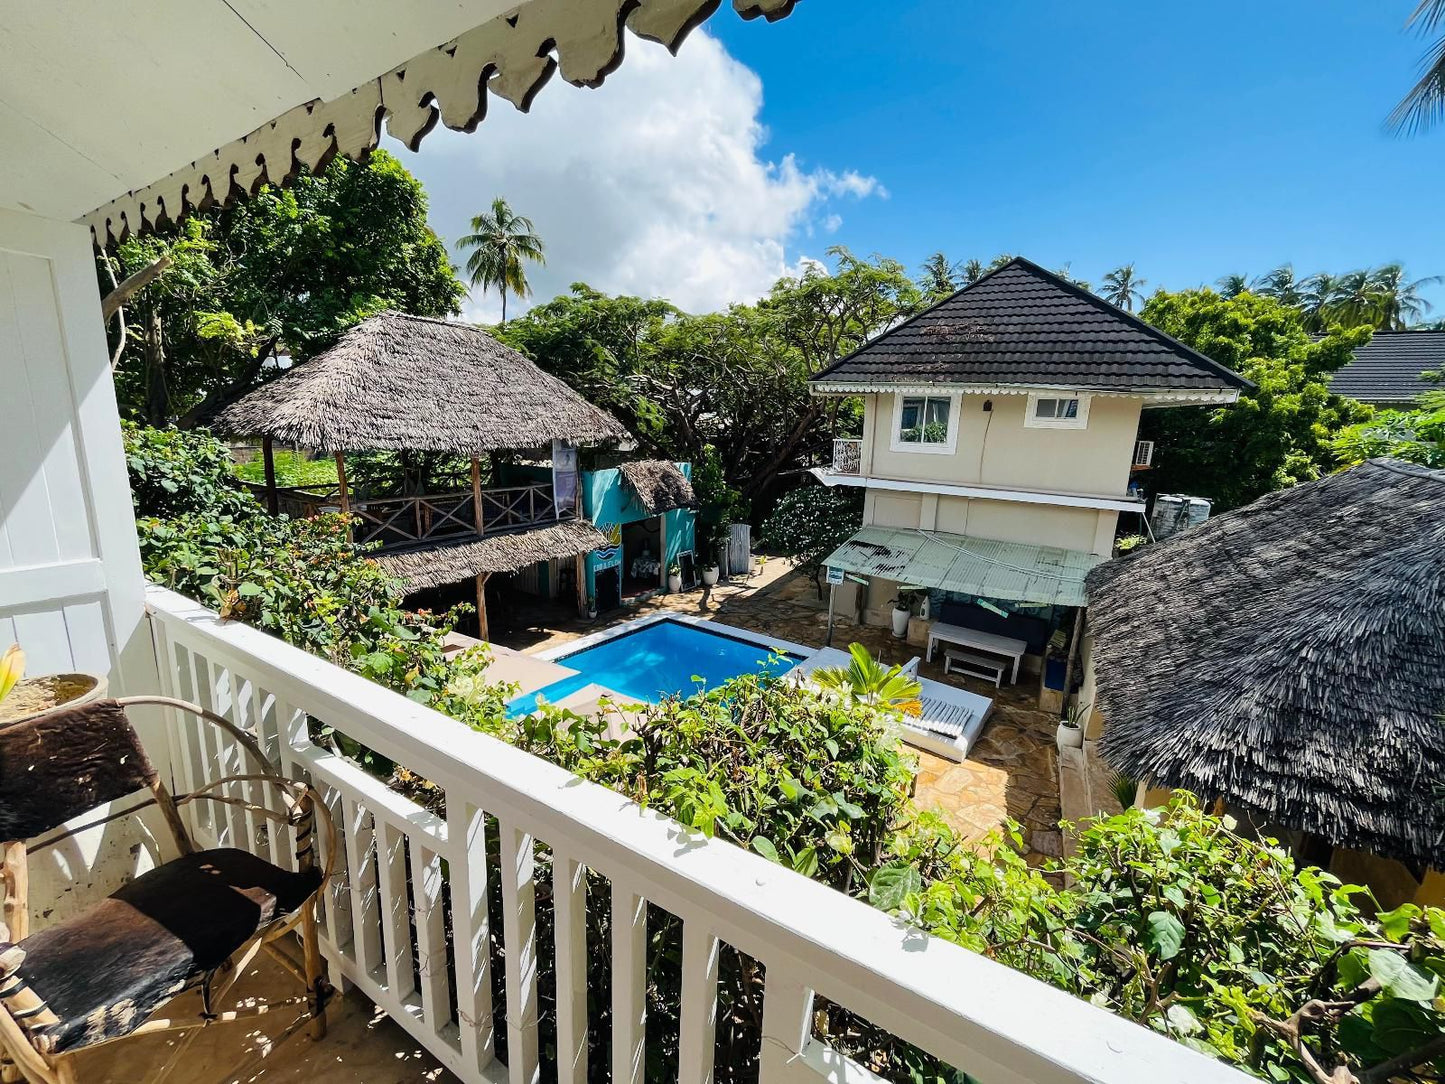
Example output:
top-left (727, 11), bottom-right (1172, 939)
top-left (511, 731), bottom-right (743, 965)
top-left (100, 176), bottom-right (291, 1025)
top-left (82, 0), bottom-right (798, 247)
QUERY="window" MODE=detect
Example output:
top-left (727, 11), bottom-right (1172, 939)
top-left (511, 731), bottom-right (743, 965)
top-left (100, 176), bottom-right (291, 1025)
top-left (889, 393), bottom-right (959, 453)
top-left (1025, 392), bottom-right (1090, 429)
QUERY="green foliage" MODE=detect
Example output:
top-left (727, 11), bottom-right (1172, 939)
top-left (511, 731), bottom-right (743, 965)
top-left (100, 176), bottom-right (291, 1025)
top-left (499, 247), bottom-right (921, 502)
top-left (1138, 290), bottom-right (1372, 509)
top-left (232, 449), bottom-right (340, 487)
top-left (103, 150), bottom-right (464, 423)
top-left (761, 485), bottom-right (863, 589)
top-left (812, 641), bottom-right (923, 715)
top-left (1333, 388), bottom-right (1445, 469)
top-left (691, 444), bottom-right (748, 561)
top-left (122, 421), bottom-right (256, 520)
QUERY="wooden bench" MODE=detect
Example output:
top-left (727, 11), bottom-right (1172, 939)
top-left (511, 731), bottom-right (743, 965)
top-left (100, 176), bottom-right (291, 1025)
top-left (943, 648), bottom-right (1006, 688)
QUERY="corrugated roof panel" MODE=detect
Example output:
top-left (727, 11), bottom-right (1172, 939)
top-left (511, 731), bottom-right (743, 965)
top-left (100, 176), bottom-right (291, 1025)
top-left (824, 526), bottom-right (1103, 607)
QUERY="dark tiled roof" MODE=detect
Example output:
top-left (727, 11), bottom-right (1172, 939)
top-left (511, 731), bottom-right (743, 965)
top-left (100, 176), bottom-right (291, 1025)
top-left (1328, 330), bottom-right (1445, 405)
top-left (812, 258), bottom-right (1249, 393)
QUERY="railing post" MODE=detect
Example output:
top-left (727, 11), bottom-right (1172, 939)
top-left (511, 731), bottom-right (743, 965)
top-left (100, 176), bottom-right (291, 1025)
top-left (759, 963), bottom-right (815, 1084)
top-left (472, 456), bottom-right (486, 538)
top-left (529, 484), bottom-right (536, 524)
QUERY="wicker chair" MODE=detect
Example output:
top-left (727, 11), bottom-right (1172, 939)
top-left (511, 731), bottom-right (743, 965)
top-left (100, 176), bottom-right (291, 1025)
top-left (0, 695), bottom-right (335, 1084)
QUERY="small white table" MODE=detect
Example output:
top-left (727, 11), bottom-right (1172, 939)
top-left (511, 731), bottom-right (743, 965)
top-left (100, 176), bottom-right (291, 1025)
top-left (926, 622), bottom-right (1028, 684)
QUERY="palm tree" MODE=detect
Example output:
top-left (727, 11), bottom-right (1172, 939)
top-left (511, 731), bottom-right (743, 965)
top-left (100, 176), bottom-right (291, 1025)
top-left (961, 259), bottom-right (986, 285)
top-left (1101, 264), bottom-right (1146, 311)
top-left (986, 253), bottom-right (1017, 272)
top-left (455, 197), bottom-right (546, 322)
top-left (811, 642), bottom-right (922, 715)
top-left (1215, 273), bottom-right (1252, 299)
top-left (1369, 263), bottom-right (1443, 329)
top-left (1299, 272), bottom-right (1343, 331)
top-left (1389, 0), bottom-right (1445, 134)
top-left (1330, 270), bottom-right (1381, 330)
top-left (919, 252), bottom-right (960, 301)
top-left (1254, 265), bottom-right (1304, 307)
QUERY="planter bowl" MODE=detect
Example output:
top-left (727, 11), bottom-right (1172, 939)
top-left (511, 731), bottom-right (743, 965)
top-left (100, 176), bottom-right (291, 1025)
top-left (1055, 721), bottom-right (1084, 751)
top-left (1, 672), bottom-right (107, 727)
top-left (668, 574), bottom-right (683, 593)
top-left (890, 607), bottom-right (910, 639)
top-left (701, 567), bottom-right (719, 587)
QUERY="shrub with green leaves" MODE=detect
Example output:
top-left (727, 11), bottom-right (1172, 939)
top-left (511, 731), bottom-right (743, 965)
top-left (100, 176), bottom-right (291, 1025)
top-left (760, 485), bottom-right (863, 593)
top-left (122, 421), bottom-right (255, 520)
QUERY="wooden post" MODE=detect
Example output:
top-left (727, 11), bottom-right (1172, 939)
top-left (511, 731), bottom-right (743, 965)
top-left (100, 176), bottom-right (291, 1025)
top-left (334, 452), bottom-right (351, 530)
top-left (1, 841), bottom-right (27, 943)
top-left (825, 582), bottom-right (837, 647)
top-left (475, 573), bottom-right (491, 641)
top-left (1059, 606), bottom-right (1085, 721)
top-left (574, 552), bottom-right (588, 617)
top-left (471, 457), bottom-right (485, 537)
top-left (261, 437), bottom-right (279, 516)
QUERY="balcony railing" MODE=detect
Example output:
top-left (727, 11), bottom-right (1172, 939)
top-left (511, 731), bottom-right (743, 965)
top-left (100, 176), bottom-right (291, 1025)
top-left (144, 584), bottom-right (1244, 1084)
top-left (245, 482), bottom-right (557, 550)
top-left (832, 438), bottom-right (863, 475)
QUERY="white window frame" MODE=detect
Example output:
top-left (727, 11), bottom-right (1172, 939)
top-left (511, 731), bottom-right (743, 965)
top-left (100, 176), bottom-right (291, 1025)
top-left (1025, 392), bottom-right (1091, 430)
top-left (888, 392), bottom-right (960, 454)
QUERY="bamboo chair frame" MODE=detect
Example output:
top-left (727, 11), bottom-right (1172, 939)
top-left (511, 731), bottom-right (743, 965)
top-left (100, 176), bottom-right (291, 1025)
top-left (0, 695), bottom-right (338, 1084)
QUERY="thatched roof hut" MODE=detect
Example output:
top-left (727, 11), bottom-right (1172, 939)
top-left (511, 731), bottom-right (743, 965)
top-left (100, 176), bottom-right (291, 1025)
top-left (1085, 458), bottom-right (1445, 866)
top-left (213, 311), bottom-right (631, 453)
top-left (376, 519), bottom-right (609, 591)
top-left (619, 460), bottom-right (695, 516)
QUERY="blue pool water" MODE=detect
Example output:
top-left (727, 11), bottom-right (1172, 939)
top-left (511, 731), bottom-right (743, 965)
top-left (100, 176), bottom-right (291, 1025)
top-left (507, 620), bottom-right (802, 716)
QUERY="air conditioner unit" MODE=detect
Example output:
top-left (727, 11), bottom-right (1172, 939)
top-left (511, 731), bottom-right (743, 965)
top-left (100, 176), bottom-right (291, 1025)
top-left (1132, 440), bottom-right (1154, 468)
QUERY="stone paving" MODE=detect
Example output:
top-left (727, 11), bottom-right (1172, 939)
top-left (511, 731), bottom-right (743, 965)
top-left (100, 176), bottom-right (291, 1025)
top-left (495, 561), bottom-right (1065, 865)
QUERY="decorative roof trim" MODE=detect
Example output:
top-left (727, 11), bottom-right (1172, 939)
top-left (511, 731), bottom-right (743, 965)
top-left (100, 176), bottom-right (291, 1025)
top-left (809, 381), bottom-right (1242, 406)
top-left (81, 0), bottom-right (798, 246)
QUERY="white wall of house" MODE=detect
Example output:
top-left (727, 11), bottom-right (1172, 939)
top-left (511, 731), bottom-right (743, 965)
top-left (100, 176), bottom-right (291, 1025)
top-left (0, 207), bottom-right (168, 927)
top-left (861, 391), bottom-right (1142, 496)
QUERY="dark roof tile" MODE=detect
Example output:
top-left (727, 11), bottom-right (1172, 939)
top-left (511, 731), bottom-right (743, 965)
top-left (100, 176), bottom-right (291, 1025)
top-left (811, 258), bottom-right (1249, 393)
top-left (1328, 330), bottom-right (1445, 405)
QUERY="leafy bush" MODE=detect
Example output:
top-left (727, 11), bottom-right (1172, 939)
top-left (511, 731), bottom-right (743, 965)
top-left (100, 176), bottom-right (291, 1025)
top-left (760, 485), bottom-right (863, 592)
top-left (123, 421), bottom-right (255, 520)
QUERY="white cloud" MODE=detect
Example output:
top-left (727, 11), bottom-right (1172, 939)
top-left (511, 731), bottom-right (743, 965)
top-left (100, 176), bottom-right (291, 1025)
top-left (389, 30), bottom-right (882, 319)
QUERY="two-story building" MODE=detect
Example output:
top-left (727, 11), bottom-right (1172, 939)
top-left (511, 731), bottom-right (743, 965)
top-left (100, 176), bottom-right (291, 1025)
top-left (810, 258), bottom-right (1250, 695)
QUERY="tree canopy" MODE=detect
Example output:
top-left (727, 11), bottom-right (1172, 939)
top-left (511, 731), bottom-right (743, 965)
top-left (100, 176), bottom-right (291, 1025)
top-left (103, 150), bottom-right (464, 424)
top-left (455, 196), bottom-right (547, 322)
top-left (1137, 289), bottom-right (1371, 509)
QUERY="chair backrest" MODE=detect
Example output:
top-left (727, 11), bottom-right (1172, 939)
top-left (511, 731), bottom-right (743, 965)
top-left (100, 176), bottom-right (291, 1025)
top-left (0, 700), bottom-right (157, 843)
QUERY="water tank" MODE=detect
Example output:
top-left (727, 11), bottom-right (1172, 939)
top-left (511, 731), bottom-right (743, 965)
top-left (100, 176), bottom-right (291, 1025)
top-left (1150, 494), bottom-right (1212, 540)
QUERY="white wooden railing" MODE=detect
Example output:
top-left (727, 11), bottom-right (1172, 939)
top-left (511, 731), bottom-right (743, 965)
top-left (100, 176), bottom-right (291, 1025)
top-left (143, 585), bottom-right (1244, 1084)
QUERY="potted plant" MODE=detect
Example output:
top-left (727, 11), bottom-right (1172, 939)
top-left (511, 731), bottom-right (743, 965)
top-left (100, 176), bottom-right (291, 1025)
top-left (667, 561), bottom-right (683, 593)
top-left (586, 595), bottom-right (598, 620)
top-left (889, 590), bottom-right (916, 639)
top-left (0, 644), bottom-right (107, 727)
top-left (1056, 699), bottom-right (1090, 751)
top-left (700, 526), bottom-right (721, 586)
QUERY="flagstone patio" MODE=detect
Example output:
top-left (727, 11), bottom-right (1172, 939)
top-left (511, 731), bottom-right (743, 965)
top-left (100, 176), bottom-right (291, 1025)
top-left (494, 561), bottom-right (1065, 865)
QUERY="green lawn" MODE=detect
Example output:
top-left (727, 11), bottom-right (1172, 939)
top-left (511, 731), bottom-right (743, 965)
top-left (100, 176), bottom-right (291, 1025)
top-left (233, 450), bottom-right (339, 488)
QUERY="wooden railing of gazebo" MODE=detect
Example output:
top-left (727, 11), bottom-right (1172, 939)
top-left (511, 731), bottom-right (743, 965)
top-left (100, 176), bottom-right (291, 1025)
top-left (242, 481), bottom-right (558, 550)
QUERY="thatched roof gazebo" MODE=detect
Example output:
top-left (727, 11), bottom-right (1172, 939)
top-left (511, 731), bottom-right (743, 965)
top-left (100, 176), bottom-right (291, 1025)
top-left (1085, 458), bottom-right (1445, 867)
top-left (618, 459), bottom-right (696, 516)
top-left (214, 311), bottom-right (632, 636)
top-left (214, 311), bottom-right (630, 453)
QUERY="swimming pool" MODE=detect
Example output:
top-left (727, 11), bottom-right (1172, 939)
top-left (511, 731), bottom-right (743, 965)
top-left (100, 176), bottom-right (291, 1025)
top-left (507, 619), bottom-right (804, 716)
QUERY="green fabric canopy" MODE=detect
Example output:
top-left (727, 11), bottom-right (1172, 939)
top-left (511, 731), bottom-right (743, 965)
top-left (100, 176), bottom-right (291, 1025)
top-left (823, 526), bottom-right (1103, 608)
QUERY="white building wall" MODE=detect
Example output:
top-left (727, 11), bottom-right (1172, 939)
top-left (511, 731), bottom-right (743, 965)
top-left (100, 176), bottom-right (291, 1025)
top-left (0, 207), bottom-right (168, 926)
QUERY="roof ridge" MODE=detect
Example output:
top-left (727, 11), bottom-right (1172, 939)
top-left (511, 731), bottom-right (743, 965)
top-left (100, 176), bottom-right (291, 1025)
top-left (1007, 258), bottom-right (1253, 390)
top-left (811, 257), bottom-right (1253, 392)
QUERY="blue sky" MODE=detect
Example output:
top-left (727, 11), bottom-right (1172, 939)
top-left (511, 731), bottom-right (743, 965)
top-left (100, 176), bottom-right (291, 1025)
top-left (402, 2), bottom-right (1445, 320)
top-left (705, 1), bottom-right (1445, 303)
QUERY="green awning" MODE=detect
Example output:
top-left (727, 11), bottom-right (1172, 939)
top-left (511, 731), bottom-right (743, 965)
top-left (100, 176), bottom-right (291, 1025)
top-left (823, 526), bottom-right (1104, 608)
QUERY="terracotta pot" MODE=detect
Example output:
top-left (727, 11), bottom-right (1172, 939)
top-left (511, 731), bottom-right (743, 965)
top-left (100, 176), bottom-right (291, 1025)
top-left (0, 672), bottom-right (107, 727)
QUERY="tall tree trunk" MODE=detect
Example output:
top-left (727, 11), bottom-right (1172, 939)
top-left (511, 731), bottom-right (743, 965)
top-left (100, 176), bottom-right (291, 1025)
top-left (143, 303), bottom-right (168, 426)
top-left (501, 287), bottom-right (507, 323)
top-left (740, 399), bottom-right (824, 502)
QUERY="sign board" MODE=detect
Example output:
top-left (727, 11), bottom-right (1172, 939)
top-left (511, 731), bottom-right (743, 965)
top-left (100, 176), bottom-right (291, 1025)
top-left (825, 565), bottom-right (845, 586)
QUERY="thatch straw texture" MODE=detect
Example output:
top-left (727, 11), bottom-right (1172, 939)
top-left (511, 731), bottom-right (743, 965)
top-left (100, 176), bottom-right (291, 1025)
top-left (375, 519), bottom-right (608, 590)
top-left (1086, 459), bottom-right (1445, 866)
top-left (213, 312), bottom-right (631, 453)
top-left (619, 460), bottom-right (695, 516)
